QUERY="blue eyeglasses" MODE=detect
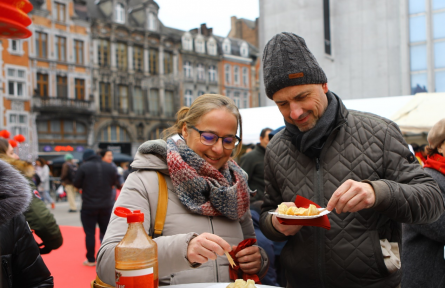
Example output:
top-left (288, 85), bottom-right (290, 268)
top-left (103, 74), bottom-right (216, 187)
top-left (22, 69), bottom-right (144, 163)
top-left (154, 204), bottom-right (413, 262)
top-left (189, 126), bottom-right (241, 150)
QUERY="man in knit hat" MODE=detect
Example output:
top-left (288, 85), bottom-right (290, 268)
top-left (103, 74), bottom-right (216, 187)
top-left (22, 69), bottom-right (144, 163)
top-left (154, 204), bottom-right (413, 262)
top-left (259, 32), bottom-right (444, 288)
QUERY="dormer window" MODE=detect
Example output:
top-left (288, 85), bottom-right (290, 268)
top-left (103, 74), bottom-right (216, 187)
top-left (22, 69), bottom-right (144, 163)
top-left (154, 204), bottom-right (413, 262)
top-left (148, 12), bottom-right (157, 31)
top-left (182, 33), bottom-right (193, 51)
top-left (195, 36), bottom-right (205, 54)
top-left (240, 42), bottom-right (249, 58)
top-left (207, 38), bottom-right (217, 56)
top-left (115, 3), bottom-right (125, 24)
top-left (223, 39), bottom-right (231, 54)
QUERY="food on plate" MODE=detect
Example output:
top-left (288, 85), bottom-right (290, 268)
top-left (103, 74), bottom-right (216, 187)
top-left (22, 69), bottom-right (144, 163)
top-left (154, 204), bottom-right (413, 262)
top-left (226, 279), bottom-right (257, 288)
top-left (277, 203), bottom-right (321, 216)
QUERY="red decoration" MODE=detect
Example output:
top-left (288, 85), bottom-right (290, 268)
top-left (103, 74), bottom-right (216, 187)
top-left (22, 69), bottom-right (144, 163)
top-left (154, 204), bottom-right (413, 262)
top-left (54, 145), bottom-right (74, 152)
top-left (8, 139), bottom-right (18, 148)
top-left (0, 130), bottom-right (11, 138)
top-left (228, 238), bottom-right (261, 284)
top-left (13, 134), bottom-right (26, 143)
top-left (0, 0), bottom-right (33, 39)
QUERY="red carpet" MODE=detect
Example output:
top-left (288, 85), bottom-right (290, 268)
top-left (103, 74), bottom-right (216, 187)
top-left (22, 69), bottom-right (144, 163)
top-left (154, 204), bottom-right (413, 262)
top-left (37, 226), bottom-right (102, 287)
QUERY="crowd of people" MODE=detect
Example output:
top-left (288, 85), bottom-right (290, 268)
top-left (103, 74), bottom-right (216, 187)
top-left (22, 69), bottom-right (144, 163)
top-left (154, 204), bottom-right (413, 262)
top-left (1, 32), bottom-right (445, 288)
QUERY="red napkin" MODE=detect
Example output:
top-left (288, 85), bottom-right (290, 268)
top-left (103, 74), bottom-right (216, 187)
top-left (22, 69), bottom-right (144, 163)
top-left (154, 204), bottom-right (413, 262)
top-left (276, 195), bottom-right (331, 230)
top-left (228, 238), bottom-right (261, 284)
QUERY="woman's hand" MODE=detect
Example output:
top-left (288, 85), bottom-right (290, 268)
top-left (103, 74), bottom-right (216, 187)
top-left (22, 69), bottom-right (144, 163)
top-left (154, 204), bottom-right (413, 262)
top-left (233, 245), bottom-right (261, 274)
top-left (187, 232), bottom-right (232, 264)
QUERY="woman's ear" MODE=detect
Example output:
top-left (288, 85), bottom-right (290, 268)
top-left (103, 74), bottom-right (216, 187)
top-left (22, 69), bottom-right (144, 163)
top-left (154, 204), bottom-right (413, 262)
top-left (181, 123), bottom-right (188, 142)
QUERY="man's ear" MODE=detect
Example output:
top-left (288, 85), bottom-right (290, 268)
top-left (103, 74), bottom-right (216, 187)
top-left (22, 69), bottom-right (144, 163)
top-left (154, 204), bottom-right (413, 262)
top-left (322, 83), bottom-right (329, 93)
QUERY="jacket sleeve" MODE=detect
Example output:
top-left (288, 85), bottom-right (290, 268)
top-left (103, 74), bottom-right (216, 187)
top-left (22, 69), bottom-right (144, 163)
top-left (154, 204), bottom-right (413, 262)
top-left (239, 154), bottom-right (255, 183)
top-left (259, 145), bottom-right (288, 242)
top-left (60, 163), bottom-right (68, 182)
top-left (96, 170), bottom-right (198, 286)
top-left (24, 194), bottom-right (63, 254)
top-left (239, 210), bottom-right (270, 280)
top-left (12, 214), bottom-right (54, 288)
top-left (73, 165), bottom-right (84, 189)
top-left (369, 122), bottom-right (444, 224)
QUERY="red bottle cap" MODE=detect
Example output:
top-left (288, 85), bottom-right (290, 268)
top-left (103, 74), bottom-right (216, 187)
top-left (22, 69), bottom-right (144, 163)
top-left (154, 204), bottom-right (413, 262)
top-left (114, 207), bottom-right (144, 223)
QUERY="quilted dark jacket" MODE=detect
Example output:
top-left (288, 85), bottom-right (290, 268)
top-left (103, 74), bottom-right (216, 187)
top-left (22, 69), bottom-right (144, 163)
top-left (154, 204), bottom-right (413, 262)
top-left (260, 95), bottom-right (444, 288)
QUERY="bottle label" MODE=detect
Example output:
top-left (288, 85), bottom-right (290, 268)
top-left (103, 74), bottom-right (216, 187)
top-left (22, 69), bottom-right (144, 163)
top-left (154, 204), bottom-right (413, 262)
top-left (115, 267), bottom-right (154, 288)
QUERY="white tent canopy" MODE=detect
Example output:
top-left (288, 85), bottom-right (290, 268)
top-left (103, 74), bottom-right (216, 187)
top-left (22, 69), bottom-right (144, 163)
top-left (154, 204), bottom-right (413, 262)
top-left (390, 93), bottom-right (445, 134)
top-left (239, 95), bottom-right (414, 144)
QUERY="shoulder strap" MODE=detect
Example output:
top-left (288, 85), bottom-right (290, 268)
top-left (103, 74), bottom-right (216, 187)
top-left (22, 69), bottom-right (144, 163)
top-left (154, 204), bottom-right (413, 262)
top-left (153, 171), bottom-right (168, 238)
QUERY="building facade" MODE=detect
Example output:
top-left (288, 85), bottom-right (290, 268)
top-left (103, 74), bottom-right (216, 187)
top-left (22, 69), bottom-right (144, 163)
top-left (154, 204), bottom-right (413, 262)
top-left (258, 0), bottom-right (445, 105)
top-left (29, 0), bottom-right (94, 157)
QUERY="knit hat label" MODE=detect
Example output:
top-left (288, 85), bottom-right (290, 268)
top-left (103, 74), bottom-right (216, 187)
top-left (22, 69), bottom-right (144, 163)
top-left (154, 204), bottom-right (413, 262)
top-left (289, 72), bottom-right (304, 79)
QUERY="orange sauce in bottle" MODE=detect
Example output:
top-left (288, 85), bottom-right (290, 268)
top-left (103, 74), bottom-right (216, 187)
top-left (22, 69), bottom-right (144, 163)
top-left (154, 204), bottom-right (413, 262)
top-left (114, 208), bottom-right (158, 288)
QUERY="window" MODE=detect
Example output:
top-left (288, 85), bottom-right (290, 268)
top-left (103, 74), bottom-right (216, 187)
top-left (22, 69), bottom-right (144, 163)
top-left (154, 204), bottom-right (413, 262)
top-left (208, 65), bottom-right (217, 82)
top-left (164, 91), bottom-right (174, 117)
top-left (57, 76), bottom-right (68, 98)
top-left (11, 40), bottom-right (19, 51)
top-left (99, 125), bottom-right (130, 142)
top-left (435, 41), bottom-right (445, 68)
top-left (74, 40), bottom-right (84, 64)
top-left (37, 120), bottom-right (87, 141)
top-left (100, 82), bottom-right (111, 112)
top-left (434, 12), bottom-right (445, 39)
top-left (233, 91), bottom-right (240, 107)
top-left (433, 0), bottom-right (445, 10)
top-left (149, 48), bottom-right (158, 75)
top-left (116, 43), bottom-right (127, 70)
top-left (35, 32), bottom-right (47, 58)
top-left (55, 36), bottom-right (66, 61)
top-left (164, 51), bottom-right (173, 75)
top-left (7, 68), bottom-right (26, 97)
top-left (436, 71), bottom-right (445, 92)
top-left (75, 79), bottom-right (85, 100)
top-left (197, 91), bottom-right (205, 97)
top-left (410, 45), bottom-right (427, 71)
top-left (36, 73), bottom-right (49, 96)
top-left (182, 33), bottom-right (193, 50)
top-left (409, 0), bottom-right (425, 14)
top-left (9, 40), bottom-right (23, 54)
top-left (234, 66), bottom-right (240, 84)
top-left (133, 46), bottom-right (143, 72)
top-left (184, 90), bottom-right (193, 107)
top-left (242, 67), bottom-right (248, 86)
top-left (98, 40), bottom-right (110, 66)
top-left (115, 3), bottom-right (125, 24)
top-left (410, 16), bottom-right (426, 42)
top-left (240, 42), bottom-right (249, 58)
top-left (149, 89), bottom-right (160, 116)
top-left (8, 112), bottom-right (28, 138)
top-left (118, 85), bottom-right (129, 113)
top-left (223, 39), bottom-right (231, 54)
top-left (195, 37), bottom-right (205, 53)
top-left (133, 87), bottom-right (144, 115)
top-left (55, 2), bottom-right (66, 22)
top-left (184, 61), bottom-right (193, 78)
top-left (411, 73), bottom-right (428, 94)
top-left (149, 126), bottom-right (168, 140)
top-left (148, 12), bottom-right (157, 31)
top-left (197, 64), bottom-right (205, 81)
top-left (225, 64), bottom-right (231, 84)
top-left (243, 92), bottom-right (249, 108)
top-left (207, 38), bottom-right (217, 56)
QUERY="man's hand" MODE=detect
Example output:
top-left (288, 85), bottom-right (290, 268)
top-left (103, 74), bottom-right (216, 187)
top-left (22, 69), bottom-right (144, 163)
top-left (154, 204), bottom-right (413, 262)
top-left (187, 233), bottom-right (231, 264)
top-left (233, 245), bottom-right (261, 274)
top-left (327, 180), bottom-right (375, 214)
top-left (271, 202), bottom-right (303, 236)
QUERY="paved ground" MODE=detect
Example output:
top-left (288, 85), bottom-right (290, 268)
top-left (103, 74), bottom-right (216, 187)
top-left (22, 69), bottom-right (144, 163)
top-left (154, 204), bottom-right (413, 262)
top-left (51, 194), bottom-right (83, 227)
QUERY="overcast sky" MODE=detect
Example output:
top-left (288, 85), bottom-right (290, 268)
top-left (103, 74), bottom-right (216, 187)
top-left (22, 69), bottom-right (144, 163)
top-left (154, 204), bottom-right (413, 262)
top-left (155, 0), bottom-right (259, 37)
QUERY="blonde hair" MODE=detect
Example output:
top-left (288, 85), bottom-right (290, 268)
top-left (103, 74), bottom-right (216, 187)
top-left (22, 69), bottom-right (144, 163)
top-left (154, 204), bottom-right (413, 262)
top-left (163, 94), bottom-right (243, 157)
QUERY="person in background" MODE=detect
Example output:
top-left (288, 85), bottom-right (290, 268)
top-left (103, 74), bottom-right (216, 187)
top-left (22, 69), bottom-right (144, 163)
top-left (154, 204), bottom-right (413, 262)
top-left (122, 162), bottom-right (131, 181)
top-left (60, 153), bottom-right (78, 212)
top-left (96, 94), bottom-right (268, 286)
top-left (0, 138), bottom-right (19, 159)
top-left (74, 149), bottom-right (121, 267)
top-left (402, 118), bottom-right (445, 287)
top-left (259, 32), bottom-right (443, 287)
top-left (417, 144), bottom-right (428, 166)
top-left (0, 159), bottom-right (54, 287)
top-left (99, 149), bottom-right (123, 201)
top-left (244, 144), bottom-right (256, 154)
top-left (240, 127), bottom-right (272, 204)
top-left (35, 158), bottom-right (55, 209)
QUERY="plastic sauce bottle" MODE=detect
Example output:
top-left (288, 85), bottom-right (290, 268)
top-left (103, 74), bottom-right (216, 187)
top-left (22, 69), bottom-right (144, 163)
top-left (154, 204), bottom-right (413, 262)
top-left (114, 207), bottom-right (158, 288)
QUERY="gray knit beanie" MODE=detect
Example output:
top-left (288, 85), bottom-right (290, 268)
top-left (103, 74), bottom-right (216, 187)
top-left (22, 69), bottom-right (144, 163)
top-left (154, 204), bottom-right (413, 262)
top-left (262, 32), bottom-right (327, 99)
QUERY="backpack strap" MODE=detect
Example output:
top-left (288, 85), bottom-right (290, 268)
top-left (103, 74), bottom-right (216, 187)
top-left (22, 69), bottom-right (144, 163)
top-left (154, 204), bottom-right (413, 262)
top-left (153, 171), bottom-right (168, 238)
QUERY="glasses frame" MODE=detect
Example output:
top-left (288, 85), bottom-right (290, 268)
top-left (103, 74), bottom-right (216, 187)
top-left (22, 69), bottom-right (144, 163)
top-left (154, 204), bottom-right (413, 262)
top-left (188, 125), bottom-right (241, 150)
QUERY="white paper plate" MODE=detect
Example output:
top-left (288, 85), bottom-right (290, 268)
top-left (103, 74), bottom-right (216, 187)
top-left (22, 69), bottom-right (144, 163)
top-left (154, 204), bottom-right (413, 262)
top-left (269, 208), bottom-right (331, 219)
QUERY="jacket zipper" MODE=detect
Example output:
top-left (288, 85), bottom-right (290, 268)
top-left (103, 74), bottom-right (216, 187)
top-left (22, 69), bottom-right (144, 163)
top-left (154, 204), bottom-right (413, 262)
top-left (314, 119), bottom-right (347, 288)
top-left (2, 259), bottom-right (12, 288)
top-left (209, 216), bottom-right (219, 282)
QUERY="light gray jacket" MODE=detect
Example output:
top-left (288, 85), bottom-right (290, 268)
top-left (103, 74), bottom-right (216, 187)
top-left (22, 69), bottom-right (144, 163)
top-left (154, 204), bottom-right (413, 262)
top-left (97, 140), bottom-right (268, 286)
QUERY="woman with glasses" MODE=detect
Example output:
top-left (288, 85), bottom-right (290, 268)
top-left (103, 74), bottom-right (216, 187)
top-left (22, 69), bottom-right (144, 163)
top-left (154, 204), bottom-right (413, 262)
top-left (96, 94), bottom-right (268, 286)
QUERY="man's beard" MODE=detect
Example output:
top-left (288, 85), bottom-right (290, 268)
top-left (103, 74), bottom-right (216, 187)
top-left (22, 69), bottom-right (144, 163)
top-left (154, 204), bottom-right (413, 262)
top-left (292, 112), bottom-right (318, 132)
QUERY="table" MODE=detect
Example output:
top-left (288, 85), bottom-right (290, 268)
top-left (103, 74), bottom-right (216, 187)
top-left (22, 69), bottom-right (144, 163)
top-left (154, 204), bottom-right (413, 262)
top-left (168, 284), bottom-right (282, 288)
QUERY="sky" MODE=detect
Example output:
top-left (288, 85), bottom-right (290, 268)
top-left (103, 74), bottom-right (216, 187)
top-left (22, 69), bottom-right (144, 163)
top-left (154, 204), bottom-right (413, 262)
top-left (155, 0), bottom-right (259, 37)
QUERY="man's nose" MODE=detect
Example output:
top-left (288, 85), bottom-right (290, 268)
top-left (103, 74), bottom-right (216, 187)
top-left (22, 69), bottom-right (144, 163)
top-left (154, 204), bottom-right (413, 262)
top-left (289, 103), bottom-right (304, 120)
